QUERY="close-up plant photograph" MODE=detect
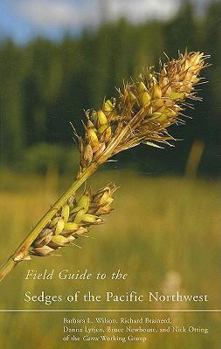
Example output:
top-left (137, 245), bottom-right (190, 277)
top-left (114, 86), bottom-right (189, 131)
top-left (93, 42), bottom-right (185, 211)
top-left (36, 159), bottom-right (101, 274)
top-left (0, 1), bottom-right (220, 348)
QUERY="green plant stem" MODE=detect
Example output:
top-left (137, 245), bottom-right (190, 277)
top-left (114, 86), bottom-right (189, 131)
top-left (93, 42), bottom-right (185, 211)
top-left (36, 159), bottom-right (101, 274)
top-left (0, 162), bottom-right (98, 282)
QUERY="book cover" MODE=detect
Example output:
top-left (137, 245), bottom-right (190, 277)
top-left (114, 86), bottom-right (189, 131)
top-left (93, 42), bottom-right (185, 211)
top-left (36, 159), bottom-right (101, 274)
top-left (0, 1), bottom-right (220, 348)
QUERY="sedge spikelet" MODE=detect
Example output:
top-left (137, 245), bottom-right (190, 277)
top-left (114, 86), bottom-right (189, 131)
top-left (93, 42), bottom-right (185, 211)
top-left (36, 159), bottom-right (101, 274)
top-left (30, 184), bottom-right (117, 256)
top-left (79, 51), bottom-right (208, 176)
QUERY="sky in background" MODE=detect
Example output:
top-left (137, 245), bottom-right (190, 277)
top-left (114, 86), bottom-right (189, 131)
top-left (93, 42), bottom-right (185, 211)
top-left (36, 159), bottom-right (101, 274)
top-left (0, 0), bottom-right (211, 43)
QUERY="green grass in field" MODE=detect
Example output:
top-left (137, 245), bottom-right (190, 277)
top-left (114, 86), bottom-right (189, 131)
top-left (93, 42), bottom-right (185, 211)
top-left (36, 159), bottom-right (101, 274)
top-left (0, 171), bottom-right (220, 349)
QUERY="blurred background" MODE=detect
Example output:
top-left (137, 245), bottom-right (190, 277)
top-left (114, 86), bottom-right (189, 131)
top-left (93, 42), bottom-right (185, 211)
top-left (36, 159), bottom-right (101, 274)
top-left (0, 0), bottom-right (221, 176)
top-left (0, 1), bottom-right (221, 349)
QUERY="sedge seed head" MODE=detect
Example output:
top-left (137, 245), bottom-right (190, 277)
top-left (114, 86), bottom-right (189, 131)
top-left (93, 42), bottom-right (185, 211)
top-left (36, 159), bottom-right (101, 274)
top-left (77, 51), bottom-right (207, 176)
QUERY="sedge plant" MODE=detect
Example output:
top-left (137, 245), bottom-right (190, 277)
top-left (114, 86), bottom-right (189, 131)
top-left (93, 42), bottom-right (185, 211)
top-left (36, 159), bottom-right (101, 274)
top-left (0, 51), bottom-right (208, 282)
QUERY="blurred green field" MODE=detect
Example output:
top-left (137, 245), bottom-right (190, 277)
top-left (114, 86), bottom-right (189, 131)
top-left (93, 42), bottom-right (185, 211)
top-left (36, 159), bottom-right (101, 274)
top-left (0, 171), bottom-right (220, 349)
